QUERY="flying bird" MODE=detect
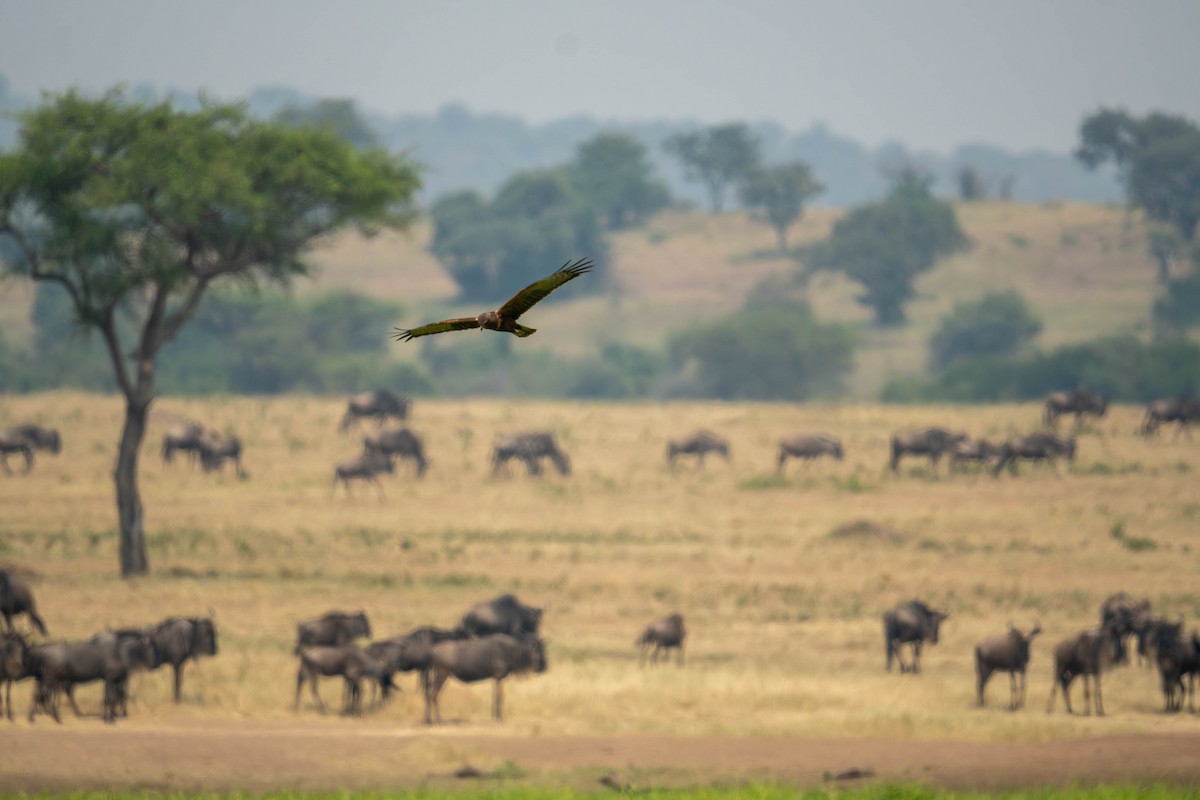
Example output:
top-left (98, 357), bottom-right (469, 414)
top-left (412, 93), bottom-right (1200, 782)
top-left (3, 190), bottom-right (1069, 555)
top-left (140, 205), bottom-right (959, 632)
top-left (391, 257), bottom-right (594, 341)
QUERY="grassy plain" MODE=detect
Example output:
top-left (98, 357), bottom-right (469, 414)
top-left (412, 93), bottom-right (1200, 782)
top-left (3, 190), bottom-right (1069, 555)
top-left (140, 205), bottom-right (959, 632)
top-left (1, 392), bottom-right (1198, 747)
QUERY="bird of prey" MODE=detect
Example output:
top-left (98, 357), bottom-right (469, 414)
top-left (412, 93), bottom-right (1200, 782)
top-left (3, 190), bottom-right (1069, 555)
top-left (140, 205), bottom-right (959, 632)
top-left (391, 257), bottom-right (593, 341)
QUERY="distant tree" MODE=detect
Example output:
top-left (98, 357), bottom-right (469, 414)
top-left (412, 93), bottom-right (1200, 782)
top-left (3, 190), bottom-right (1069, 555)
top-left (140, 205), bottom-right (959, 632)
top-left (273, 97), bottom-right (382, 149)
top-left (1154, 269), bottom-right (1200, 333)
top-left (739, 161), bottom-right (823, 252)
top-left (805, 174), bottom-right (969, 325)
top-left (928, 291), bottom-right (1042, 370)
top-left (663, 123), bottom-right (762, 213)
top-left (571, 132), bottom-right (671, 229)
top-left (1147, 224), bottom-right (1185, 284)
top-left (955, 166), bottom-right (989, 201)
top-left (1076, 109), bottom-right (1200, 241)
top-left (0, 90), bottom-right (421, 576)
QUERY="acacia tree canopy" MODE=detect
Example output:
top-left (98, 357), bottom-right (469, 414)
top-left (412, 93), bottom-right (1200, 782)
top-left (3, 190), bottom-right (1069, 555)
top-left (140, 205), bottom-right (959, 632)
top-left (740, 161), bottom-right (823, 252)
top-left (0, 89), bottom-right (421, 576)
top-left (663, 123), bottom-right (761, 214)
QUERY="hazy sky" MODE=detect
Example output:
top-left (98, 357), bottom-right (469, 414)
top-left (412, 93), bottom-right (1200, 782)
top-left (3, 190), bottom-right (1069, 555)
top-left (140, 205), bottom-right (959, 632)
top-left (1, 0), bottom-right (1197, 153)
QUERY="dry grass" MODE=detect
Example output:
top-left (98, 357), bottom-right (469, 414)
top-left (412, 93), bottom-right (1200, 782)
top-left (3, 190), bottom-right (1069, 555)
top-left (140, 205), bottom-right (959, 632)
top-left (1, 392), bottom-right (1198, 742)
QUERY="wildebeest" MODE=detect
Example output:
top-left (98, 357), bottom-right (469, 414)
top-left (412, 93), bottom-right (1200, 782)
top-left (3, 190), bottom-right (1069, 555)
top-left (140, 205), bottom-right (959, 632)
top-left (198, 433), bottom-right (244, 477)
top-left (666, 430), bottom-right (729, 469)
top-left (1141, 396), bottom-right (1200, 440)
top-left (424, 633), bottom-right (547, 723)
top-left (295, 610), bottom-right (373, 654)
top-left (27, 635), bottom-right (155, 723)
top-left (975, 622), bottom-right (1041, 709)
top-left (491, 431), bottom-right (571, 477)
top-left (332, 451), bottom-right (395, 498)
top-left (1045, 625), bottom-right (1122, 715)
top-left (948, 438), bottom-right (1002, 473)
top-left (889, 427), bottom-right (968, 473)
top-left (0, 631), bottom-right (35, 721)
top-left (87, 628), bottom-right (161, 717)
top-left (0, 569), bottom-right (48, 635)
top-left (339, 389), bottom-right (410, 432)
top-left (777, 435), bottom-right (843, 473)
top-left (636, 613), bottom-right (686, 667)
top-left (1153, 622), bottom-right (1200, 713)
top-left (0, 430), bottom-right (35, 474)
top-left (294, 644), bottom-right (386, 715)
top-left (1043, 388), bottom-right (1107, 427)
top-left (991, 432), bottom-right (1076, 477)
top-left (884, 599), bottom-right (949, 673)
top-left (363, 427), bottom-right (428, 477)
top-left (162, 422), bottom-right (208, 467)
top-left (363, 626), bottom-right (466, 700)
top-left (149, 616), bottom-right (218, 703)
top-left (10, 424), bottom-right (61, 456)
top-left (461, 594), bottom-right (543, 638)
top-left (1100, 592), bottom-right (1151, 665)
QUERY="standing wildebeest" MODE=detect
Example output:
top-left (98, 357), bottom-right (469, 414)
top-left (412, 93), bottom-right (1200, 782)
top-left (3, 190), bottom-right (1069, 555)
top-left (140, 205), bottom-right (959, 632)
top-left (332, 451), bottom-right (394, 498)
top-left (1, 631), bottom-right (36, 721)
top-left (162, 421), bottom-right (208, 467)
top-left (889, 428), bottom-right (967, 473)
top-left (948, 438), bottom-right (1002, 473)
top-left (777, 435), bottom-right (843, 473)
top-left (975, 622), bottom-right (1041, 709)
top-left (295, 610), bottom-right (373, 654)
top-left (461, 594), bottom-right (543, 638)
top-left (0, 569), bottom-right (48, 635)
top-left (424, 633), bottom-right (547, 724)
top-left (991, 432), bottom-right (1076, 477)
top-left (1100, 592), bottom-right (1151, 665)
top-left (294, 644), bottom-right (386, 715)
top-left (1043, 388), bottom-right (1108, 427)
top-left (491, 431), bottom-right (571, 477)
top-left (884, 599), bottom-right (949, 673)
top-left (28, 634), bottom-right (156, 724)
top-left (1153, 622), bottom-right (1200, 713)
top-left (666, 430), bottom-right (729, 469)
top-left (0, 429), bottom-right (35, 474)
top-left (1141, 396), bottom-right (1200, 440)
top-left (198, 433), bottom-right (244, 477)
top-left (1045, 625), bottom-right (1122, 715)
top-left (364, 626), bottom-right (468, 700)
top-left (87, 628), bottom-right (161, 717)
top-left (338, 389), bottom-right (410, 432)
top-left (10, 424), bottom-right (61, 456)
top-left (636, 613), bottom-right (686, 666)
top-left (150, 616), bottom-right (218, 703)
top-left (363, 427), bottom-right (428, 477)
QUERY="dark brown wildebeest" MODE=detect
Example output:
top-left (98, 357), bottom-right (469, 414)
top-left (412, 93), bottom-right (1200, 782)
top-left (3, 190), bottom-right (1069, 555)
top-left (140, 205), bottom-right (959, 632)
top-left (10, 424), bottom-right (61, 456)
top-left (162, 422), bottom-right (207, 467)
top-left (1045, 625), bottom-right (1122, 716)
top-left (87, 628), bottom-right (161, 717)
top-left (332, 451), bottom-right (394, 498)
top-left (975, 622), bottom-right (1041, 709)
top-left (948, 438), bottom-right (1002, 473)
top-left (0, 430), bottom-right (35, 474)
top-left (1, 569), bottom-right (48, 635)
top-left (1100, 592), bottom-right (1151, 665)
top-left (339, 389), bottom-right (410, 432)
top-left (1043, 388), bottom-right (1107, 427)
top-left (888, 427), bottom-right (967, 474)
top-left (991, 432), bottom-right (1076, 477)
top-left (198, 433), bottom-right (244, 477)
top-left (363, 626), bottom-right (467, 701)
top-left (884, 599), bottom-right (949, 674)
top-left (149, 616), bottom-right (218, 703)
top-left (295, 610), bottom-right (373, 654)
top-left (636, 613), bottom-right (686, 667)
top-left (1153, 622), bottom-right (1200, 713)
top-left (777, 435), bottom-right (843, 473)
top-left (1141, 396), bottom-right (1200, 440)
top-left (363, 427), bottom-right (428, 477)
top-left (294, 644), bottom-right (386, 715)
top-left (461, 594), bottom-right (542, 638)
top-left (666, 430), bottom-right (729, 469)
top-left (1, 631), bottom-right (36, 721)
top-left (27, 634), bottom-right (155, 724)
top-left (491, 431), bottom-right (571, 477)
top-left (424, 633), bottom-right (547, 724)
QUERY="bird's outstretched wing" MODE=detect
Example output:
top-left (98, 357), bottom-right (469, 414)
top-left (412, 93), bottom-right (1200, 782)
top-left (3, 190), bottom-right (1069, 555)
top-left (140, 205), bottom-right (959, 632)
top-left (391, 317), bottom-right (482, 342)
top-left (496, 258), bottom-right (594, 321)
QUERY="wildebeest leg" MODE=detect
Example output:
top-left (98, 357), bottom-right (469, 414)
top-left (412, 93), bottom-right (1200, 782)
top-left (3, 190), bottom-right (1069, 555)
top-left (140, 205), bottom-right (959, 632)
top-left (1094, 674), bottom-right (1105, 716)
top-left (493, 677), bottom-right (504, 721)
top-left (424, 669), bottom-right (448, 724)
top-left (64, 684), bottom-right (85, 717)
top-left (172, 663), bottom-right (185, 703)
top-left (911, 641), bottom-right (922, 674)
top-left (294, 665), bottom-right (307, 711)
top-left (976, 662), bottom-right (990, 706)
top-left (1009, 671), bottom-right (1019, 710)
top-left (308, 671), bottom-right (326, 714)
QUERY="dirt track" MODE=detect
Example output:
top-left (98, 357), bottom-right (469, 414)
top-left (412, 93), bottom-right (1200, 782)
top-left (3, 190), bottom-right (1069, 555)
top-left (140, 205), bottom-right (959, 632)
top-left (3, 721), bottom-right (1200, 793)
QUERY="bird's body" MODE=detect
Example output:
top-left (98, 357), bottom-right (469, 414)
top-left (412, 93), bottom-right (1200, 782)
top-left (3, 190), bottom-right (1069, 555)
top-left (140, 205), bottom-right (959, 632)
top-left (392, 258), bottom-right (593, 342)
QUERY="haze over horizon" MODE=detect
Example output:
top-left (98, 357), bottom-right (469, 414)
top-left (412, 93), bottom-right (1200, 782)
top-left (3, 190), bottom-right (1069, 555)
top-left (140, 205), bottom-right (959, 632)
top-left (2, 0), bottom-right (1198, 155)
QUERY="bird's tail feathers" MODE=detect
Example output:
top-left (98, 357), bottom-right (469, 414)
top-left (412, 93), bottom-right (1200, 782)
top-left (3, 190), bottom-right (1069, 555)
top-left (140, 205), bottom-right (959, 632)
top-left (513, 324), bottom-right (537, 338)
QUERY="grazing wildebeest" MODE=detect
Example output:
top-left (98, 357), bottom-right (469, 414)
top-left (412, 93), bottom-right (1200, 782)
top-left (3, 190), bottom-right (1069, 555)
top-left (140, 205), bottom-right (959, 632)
top-left (295, 610), bottom-right (373, 654)
top-left (948, 438), bottom-right (1002, 473)
top-left (198, 433), bottom-right (244, 477)
top-left (332, 451), bottom-right (394, 498)
top-left (10, 424), bottom-right (61, 456)
top-left (884, 599), bottom-right (949, 673)
top-left (424, 633), bottom-right (547, 724)
top-left (1043, 388), bottom-right (1107, 427)
top-left (975, 622), bottom-right (1041, 709)
top-left (339, 389), bottom-right (409, 432)
top-left (0, 569), bottom-right (48, 635)
top-left (294, 644), bottom-right (386, 715)
top-left (665, 430), bottom-right (729, 469)
top-left (28, 635), bottom-right (155, 723)
top-left (0, 430), bottom-right (35, 474)
top-left (1100, 592), bottom-right (1151, 665)
top-left (636, 613), bottom-right (687, 667)
top-left (150, 616), bottom-right (218, 703)
top-left (162, 421), bottom-right (207, 467)
top-left (1153, 622), bottom-right (1200, 713)
top-left (777, 435), bottom-right (843, 473)
top-left (491, 431), bottom-right (571, 477)
top-left (363, 427), bottom-right (428, 477)
top-left (1141, 396), bottom-right (1200, 440)
top-left (1045, 625), bottom-right (1122, 715)
top-left (461, 594), bottom-right (543, 638)
top-left (889, 428), bottom-right (967, 474)
top-left (991, 432), bottom-right (1076, 477)
top-left (364, 626), bottom-right (468, 700)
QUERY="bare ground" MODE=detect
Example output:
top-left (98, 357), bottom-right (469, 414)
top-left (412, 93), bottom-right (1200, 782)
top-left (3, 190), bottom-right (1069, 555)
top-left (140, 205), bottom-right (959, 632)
top-left (3, 720), bottom-right (1200, 793)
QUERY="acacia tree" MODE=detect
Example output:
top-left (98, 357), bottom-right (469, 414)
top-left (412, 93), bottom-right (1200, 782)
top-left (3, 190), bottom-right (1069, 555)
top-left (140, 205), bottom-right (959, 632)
top-left (570, 131), bottom-right (670, 229)
top-left (739, 161), bottom-right (823, 252)
top-left (663, 123), bottom-right (761, 214)
top-left (0, 90), bottom-right (421, 576)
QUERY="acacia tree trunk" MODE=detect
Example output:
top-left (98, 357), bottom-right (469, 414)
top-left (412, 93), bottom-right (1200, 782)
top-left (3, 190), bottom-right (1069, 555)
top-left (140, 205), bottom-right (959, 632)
top-left (115, 396), bottom-right (151, 577)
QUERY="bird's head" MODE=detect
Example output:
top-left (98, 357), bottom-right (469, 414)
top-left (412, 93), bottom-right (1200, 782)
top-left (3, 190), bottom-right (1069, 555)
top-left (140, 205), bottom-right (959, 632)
top-left (477, 310), bottom-right (500, 330)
